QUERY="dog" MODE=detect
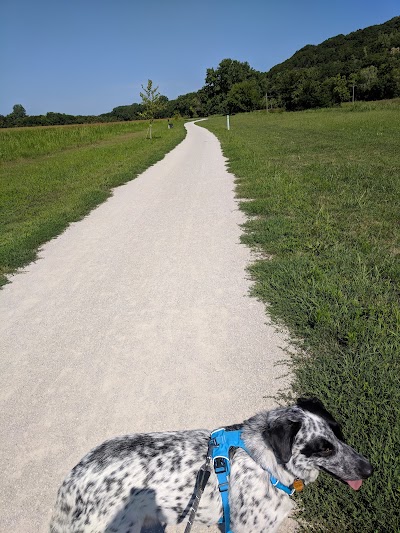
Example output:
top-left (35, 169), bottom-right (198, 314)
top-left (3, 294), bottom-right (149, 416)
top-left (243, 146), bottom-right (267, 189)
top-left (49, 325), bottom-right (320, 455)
top-left (50, 398), bottom-right (373, 532)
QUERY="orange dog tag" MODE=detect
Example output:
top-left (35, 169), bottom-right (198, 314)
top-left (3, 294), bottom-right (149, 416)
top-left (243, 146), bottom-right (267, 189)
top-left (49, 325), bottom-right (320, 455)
top-left (292, 479), bottom-right (304, 492)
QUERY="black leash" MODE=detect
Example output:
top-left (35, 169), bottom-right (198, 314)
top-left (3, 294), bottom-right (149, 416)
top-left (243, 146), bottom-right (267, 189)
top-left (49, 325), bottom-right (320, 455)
top-left (184, 441), bottom-right (213, 533)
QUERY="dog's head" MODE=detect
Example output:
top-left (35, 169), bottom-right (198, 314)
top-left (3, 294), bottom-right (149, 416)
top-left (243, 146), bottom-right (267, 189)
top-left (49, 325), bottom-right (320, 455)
top-left (261, 397), bottom-right (373, 490)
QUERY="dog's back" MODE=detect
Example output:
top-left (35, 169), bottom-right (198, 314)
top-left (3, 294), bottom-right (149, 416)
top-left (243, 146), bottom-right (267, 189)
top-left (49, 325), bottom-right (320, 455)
top-left (50, 430), bottom-right (220, 533)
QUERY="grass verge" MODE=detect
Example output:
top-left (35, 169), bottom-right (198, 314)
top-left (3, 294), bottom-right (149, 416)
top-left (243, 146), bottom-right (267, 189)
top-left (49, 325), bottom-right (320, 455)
top-left (200, 103), bottom-right (400, 532)
top-left (0, 119), bottom-right (186, 287)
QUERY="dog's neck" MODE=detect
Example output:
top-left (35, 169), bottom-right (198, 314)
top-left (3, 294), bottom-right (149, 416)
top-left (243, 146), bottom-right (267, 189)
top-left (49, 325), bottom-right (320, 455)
top-left (241, 425), bottom-right (296, 487)
top-left (241, 408), bottom-right (320, 488)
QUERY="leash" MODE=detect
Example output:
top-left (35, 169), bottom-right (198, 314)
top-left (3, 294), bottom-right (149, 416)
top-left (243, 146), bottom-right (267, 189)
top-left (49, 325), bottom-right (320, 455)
top-left (184, 427), bottom-right (303, 533)
top-left (184, 440), bottom-right (213, 533)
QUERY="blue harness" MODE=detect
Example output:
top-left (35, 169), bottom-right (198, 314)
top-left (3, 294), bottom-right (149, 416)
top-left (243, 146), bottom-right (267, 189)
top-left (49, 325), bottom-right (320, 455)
top-left (210, 427), bottom-right (296, 533)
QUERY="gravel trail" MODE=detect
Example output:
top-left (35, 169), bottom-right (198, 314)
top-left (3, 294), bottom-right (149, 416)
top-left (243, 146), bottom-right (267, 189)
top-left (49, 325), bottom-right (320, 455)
top-left (0, 121), bottom-right (293, 532)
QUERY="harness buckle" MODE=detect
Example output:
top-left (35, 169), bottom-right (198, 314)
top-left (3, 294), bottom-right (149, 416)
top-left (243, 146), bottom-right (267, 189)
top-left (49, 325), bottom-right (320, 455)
top-left (218, 481), bottom-right (229, 492)
top-left (209, 437), bottom-right (218, 448)
top-left (214, 457), bottom-right (228, 474)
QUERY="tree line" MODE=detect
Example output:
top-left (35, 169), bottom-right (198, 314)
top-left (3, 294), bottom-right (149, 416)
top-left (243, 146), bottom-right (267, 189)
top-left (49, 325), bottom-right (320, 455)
top-left (2, 16), bottom-right (399, 128)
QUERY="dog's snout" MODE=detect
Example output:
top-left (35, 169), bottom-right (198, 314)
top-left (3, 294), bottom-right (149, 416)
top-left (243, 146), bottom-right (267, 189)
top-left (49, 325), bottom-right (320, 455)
top-left (359, 459), bottom-right (373, 478)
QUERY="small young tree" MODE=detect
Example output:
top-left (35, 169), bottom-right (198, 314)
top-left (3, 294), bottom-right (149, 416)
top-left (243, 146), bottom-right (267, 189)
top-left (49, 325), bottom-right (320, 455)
top-left (139, 80), bottom-right (164, 139)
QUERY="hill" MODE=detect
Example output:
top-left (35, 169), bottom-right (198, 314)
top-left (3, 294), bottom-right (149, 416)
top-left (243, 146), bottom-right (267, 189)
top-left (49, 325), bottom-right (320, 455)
top-left (266, 16), bottom-right (400, 110)
top-left (270, 16), bottom-right (400, 76)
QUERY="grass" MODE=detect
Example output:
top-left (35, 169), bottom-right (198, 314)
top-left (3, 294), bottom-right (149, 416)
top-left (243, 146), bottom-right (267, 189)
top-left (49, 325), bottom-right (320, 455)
top-left (0, 119), bottom-right (186, 286)
top-left (0, 121), bottom-right (151, 161)
top-left (200, 103), bottom-right (400, 532)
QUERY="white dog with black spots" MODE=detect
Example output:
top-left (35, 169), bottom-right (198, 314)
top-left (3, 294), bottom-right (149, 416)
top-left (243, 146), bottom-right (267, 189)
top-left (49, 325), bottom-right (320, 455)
top-left (50, 398), bottom-right (373, 533)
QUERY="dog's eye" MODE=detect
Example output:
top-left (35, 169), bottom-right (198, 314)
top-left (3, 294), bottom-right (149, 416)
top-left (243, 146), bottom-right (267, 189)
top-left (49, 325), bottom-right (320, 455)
top-left (301, 438), bottom-right (335, 458)
top-left (318, 447), bottom-right (333, 457)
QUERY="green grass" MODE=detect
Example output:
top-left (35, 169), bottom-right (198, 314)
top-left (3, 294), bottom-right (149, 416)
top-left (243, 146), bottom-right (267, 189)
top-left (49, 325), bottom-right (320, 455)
top-left (200, 103), bottom-right (400, 532)
top-left (0, 119), bottom-right (186, 286)
top-left (0, 121), bottom-right (151, 161)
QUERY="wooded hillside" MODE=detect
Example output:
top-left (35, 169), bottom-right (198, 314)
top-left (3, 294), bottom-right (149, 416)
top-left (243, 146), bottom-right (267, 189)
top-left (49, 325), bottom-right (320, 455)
top-left (267, 16), bottom-right (400, 110)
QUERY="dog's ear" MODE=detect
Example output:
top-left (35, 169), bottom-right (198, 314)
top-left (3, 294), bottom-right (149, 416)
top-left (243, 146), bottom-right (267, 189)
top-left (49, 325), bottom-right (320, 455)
top-left (262, 418), bottom-right (302, 465)
top-left (297, 397), bottom-right (344, 441)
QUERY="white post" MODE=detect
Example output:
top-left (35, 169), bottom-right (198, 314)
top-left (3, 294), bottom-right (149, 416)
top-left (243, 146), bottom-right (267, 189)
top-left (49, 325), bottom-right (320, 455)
top-left (227, 114), bottom-right (230, 130)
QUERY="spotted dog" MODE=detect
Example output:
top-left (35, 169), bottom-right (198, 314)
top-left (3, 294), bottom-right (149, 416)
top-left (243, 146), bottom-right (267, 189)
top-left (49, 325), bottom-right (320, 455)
top-left (50, 398), bottom-right (373, 532)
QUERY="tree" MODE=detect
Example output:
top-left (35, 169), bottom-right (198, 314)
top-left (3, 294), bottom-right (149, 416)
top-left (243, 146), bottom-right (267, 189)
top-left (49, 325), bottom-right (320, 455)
top-left (358, 65), bottom-right (379, 99)
top-left (107, 103), bottom-right (144, 121)
top-left (392, 66), bottom-right (400, 96)
top-left (226, 79), bottom-right (262, 113)
top-left (170, 92), bottom-right (202, 118)
top-left (202, 59), bottom-right (260, 114)
top-left (272, 69), bottom-right (303, 110)
top-left (291, 68), bottom-right (328, 109)
top-left (139, 80), bottom-right (165, 139)
top-left (348, 73), bottom-right (358, 103)
top-left (11, 104), bottom-right (27, 119)
top-left (5, 104), bottom-right (27, 127)
top-left (321, 75), bottom-right (350, 105)
top-left (332, 74), bottom-right (350, 104)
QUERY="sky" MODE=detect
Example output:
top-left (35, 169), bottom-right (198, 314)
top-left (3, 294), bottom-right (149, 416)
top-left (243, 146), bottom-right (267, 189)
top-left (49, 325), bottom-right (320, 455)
top-left (1, 0), bottom-right (399, 116)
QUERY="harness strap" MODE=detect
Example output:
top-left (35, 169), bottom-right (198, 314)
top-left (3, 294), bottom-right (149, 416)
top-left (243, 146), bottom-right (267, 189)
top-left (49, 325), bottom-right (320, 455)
top-left (210, 428), bottom-right (248, 533)
top-left (211, 428), bottom-right (299, 532)
top-left (185, 427), bottom-right (300, 533)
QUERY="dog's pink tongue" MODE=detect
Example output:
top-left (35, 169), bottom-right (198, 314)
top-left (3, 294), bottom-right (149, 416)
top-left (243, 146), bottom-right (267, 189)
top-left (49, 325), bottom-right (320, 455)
top-left (346, 480), bottom-right (363, 490)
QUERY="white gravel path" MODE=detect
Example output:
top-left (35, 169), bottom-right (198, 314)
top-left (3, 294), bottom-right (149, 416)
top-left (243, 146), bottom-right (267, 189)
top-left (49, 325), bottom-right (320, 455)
top-left (0, 121), bottom-right (295, 532)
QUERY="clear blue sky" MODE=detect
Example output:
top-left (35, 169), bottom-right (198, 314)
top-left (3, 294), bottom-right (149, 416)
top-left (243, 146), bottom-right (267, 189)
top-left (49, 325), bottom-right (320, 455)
top-left (1, 0), bottom-right (398, 116)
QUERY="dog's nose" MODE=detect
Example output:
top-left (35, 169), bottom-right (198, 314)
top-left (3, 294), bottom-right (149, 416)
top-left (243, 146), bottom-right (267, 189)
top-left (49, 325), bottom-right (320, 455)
top-left (361, 461), bottom-right (374, 478)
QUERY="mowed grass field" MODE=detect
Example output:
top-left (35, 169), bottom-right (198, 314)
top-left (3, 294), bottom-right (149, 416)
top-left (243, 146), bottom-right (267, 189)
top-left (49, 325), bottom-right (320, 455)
top-left (0, 119), bottom-right (186, 286)
top-left (201, 102), bottom-right (400, 532)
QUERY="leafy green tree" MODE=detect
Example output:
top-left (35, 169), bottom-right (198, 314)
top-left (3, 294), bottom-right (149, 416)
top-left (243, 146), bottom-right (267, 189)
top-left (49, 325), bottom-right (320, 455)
top-left (291, 68), bottom-right (328, 109)
top-left (272, 69), bottom-right (303, 110)
top-left (202, 59), bottom-right (260, 114)
top-left (155, 95), bottom-right (170, 118)
top-left (5, 104), bottom-right (28, 126)
top-left (358, 65), bottom-right (379, 98)
top-left (348, 73), bottom-right (359, 103)
top-left (11, 104), bottom-right (27, 119)
top-left (392, 67), bottom-right (400, 96)
top-left (226, 79), bottom-right (262, 113)
top-left (215, 58), bottom-right (255, 94)
top-left (332, 74), bottom-right (350, 104)
top-left (170, 92), bottom-right (202, 118)
top-left (139, 80), bottom-right (165, 139)
top-left (321, 75), bottom-right (350, 105)
top-left (106, 103), bottom-right (144, 121)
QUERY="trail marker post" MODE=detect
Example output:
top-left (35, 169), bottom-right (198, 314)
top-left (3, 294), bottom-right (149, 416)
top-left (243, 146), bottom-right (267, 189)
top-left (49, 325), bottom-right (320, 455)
top-left (227, 115), bottom-right (230, 130)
